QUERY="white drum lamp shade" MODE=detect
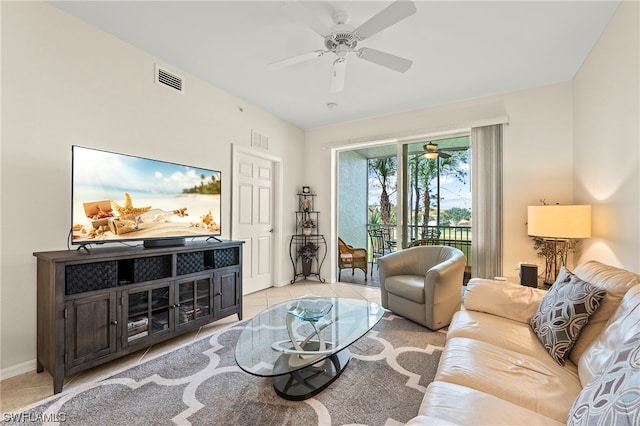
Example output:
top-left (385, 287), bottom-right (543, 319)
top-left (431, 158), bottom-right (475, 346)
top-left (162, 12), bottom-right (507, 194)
top-left (527, 205), bottom-right (592, 239)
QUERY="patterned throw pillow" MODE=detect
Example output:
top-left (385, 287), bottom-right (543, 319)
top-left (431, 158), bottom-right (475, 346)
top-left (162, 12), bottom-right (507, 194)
top-left (567, 330), bottom-right (640, 425)
top-left (530, 268), bottom-right (607, 365)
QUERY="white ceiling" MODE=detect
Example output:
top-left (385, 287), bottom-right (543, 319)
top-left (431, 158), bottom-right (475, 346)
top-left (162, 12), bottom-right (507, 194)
top-left (49, 1), bottom-right (619, 129)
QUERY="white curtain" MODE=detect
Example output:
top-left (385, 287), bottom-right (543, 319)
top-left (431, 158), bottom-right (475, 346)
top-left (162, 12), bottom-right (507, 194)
top-left (471, 124), bottom-right (503, 279)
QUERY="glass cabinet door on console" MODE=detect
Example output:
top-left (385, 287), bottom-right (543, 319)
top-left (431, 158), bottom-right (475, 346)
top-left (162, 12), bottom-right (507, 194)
top-left (175, 275), bottom-right (212, 330)
top-left (123, 282), bottom-right (172, 347)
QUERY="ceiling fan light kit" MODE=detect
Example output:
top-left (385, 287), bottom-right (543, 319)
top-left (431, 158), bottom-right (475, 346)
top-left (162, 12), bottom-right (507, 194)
top-left (423, 143), bottom-right (451, 159)
top-left (269, 0), bottom-right (417, 93)
top-left (423, 151), bottom-right (439, 159)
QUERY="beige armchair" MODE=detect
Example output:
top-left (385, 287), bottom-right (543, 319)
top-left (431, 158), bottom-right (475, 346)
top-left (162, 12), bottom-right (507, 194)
top-left (378, 245), bottom-right (466, 330)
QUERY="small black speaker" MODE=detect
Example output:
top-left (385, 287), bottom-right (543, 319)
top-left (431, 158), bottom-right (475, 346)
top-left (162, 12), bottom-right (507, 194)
top-left (520, 264), bottom-right (538, 287)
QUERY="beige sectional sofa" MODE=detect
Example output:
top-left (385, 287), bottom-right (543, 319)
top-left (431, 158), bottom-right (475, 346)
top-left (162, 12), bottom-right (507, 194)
top-left (407, 260), bottom-right (640, 425)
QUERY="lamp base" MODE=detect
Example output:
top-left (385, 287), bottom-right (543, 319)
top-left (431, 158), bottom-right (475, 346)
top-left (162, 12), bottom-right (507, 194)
top-left (542, 239), bottom-right (569, 285)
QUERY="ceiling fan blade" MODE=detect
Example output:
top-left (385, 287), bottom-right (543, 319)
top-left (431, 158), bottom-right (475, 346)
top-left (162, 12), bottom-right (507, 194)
top-left (354, 0), bottom-right (417, 40)
top-left (439, 152), bottom-right (451, 159)
top-left (357, 48), bottom-right (412, 73)
top-left (330, 58), bottom-right (346, 93)
top-left (439, 146), bottom-right (469, 153)
top-left (282, 1), bottom-right (333, 37)
top-left (268, 50), bottom-right (326, 70)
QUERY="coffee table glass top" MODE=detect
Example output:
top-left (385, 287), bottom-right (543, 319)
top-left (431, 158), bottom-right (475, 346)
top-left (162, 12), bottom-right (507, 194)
top-left (235, 297), bottom-right (384, 377)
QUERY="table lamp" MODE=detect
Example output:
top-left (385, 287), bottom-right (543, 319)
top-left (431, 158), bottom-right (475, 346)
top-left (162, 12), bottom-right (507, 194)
top-left (527, 205), bottom-right (591, 285)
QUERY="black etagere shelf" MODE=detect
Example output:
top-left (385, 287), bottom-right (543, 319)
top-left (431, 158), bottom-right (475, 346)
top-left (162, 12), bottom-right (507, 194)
top-left (289, 189), bottom-right (326, 283)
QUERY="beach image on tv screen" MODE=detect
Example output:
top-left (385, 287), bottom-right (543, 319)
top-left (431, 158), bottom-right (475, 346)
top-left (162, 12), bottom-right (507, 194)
top-left (72, 146), bottom-right (221, 243)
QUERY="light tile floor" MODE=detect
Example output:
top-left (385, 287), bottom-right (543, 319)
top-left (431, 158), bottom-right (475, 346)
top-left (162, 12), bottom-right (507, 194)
top-left (0, 280), bottom-right (381, 415)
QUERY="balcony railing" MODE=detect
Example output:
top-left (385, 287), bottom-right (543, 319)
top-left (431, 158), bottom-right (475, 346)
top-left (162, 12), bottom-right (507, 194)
top-left (368, 224), bottom-right (472, 267)
top-left (412, 225), bottom-right (471, 267)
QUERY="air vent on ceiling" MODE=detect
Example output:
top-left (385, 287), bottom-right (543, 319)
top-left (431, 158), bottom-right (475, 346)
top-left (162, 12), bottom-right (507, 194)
top-left (252, 130), bottom-right (269, 150)
top-left (155, 64), bottom-right (183, 93)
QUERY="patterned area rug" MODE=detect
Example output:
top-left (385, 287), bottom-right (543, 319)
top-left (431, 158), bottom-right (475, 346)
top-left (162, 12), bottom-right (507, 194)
top-left (9, 312), bottom-right (446, 426)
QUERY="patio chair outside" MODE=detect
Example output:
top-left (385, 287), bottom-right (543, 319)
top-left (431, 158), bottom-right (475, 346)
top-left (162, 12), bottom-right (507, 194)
top-left (368, 228), bottom-right (393, 276)
top-left (338, 237), bottom-right (368, 281)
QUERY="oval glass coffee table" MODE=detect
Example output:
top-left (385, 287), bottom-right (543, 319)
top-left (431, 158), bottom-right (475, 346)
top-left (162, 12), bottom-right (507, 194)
top-left (235, 297), bottom-right (384, 400)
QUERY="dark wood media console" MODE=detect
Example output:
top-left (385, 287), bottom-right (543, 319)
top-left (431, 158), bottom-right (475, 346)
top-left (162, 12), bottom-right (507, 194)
top-left (34, 240), bottom-right (243, 394)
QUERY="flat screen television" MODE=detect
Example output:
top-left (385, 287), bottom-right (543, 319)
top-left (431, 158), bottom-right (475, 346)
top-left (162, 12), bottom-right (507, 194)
top-left (71, 145), bottom-right (222, 248)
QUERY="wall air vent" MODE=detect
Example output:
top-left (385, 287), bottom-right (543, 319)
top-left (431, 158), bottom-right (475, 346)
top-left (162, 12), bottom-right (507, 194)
top-left (155, 64), bottom-right (183, 93)
top-left (251, 130), bottom-right (269, 150)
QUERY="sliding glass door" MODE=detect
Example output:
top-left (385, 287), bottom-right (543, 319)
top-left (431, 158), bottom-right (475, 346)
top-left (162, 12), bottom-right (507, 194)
top-left (405, 137), bottom-right (470, 238)
top-left (403, 137), bottom-right (471, 279)
top-left (337, 135), bottom-right (472, 282)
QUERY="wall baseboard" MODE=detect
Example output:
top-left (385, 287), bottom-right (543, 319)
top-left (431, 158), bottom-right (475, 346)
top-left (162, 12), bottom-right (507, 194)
top-left (0, 359), bottom-right (36, 382)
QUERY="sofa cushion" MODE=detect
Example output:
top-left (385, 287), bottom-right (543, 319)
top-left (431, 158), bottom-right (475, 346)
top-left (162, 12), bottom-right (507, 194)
top-left (579, 284), bottom-right (640, 386)
top-left (567, 328), bottom-right (640, 425)
top-left (410, 381), bottom-right (564, 426)
top-left (385, 275), bottom-right (425, 303)
top-left (569, 261), bottom-right (640, 365)
top-left (435, 337), bottom-right (582, 422)
top-left (530, 268), bottom-right (606, 365)
top-left (464, 278), bottom-right (546, 323)
top-left (448, 310), bottom-right (552, 360)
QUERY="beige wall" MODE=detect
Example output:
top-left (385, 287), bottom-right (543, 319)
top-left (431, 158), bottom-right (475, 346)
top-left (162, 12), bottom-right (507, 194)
top-left (1, 2), bottom-right (304, 376)
top-left (573, 1), bottom-right (640, 271)
top-left (306, 82), bottom-right (575, 282)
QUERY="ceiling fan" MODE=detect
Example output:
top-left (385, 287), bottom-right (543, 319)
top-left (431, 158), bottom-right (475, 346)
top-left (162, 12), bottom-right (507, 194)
top-left (422, 143), bottom-right (451, 159)
top-left (268, 0), bottom-right (417, 93)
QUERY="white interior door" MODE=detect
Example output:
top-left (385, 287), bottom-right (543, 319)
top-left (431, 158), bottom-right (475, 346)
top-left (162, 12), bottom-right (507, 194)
top-left (233, 149), bottom-right (274, 294)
